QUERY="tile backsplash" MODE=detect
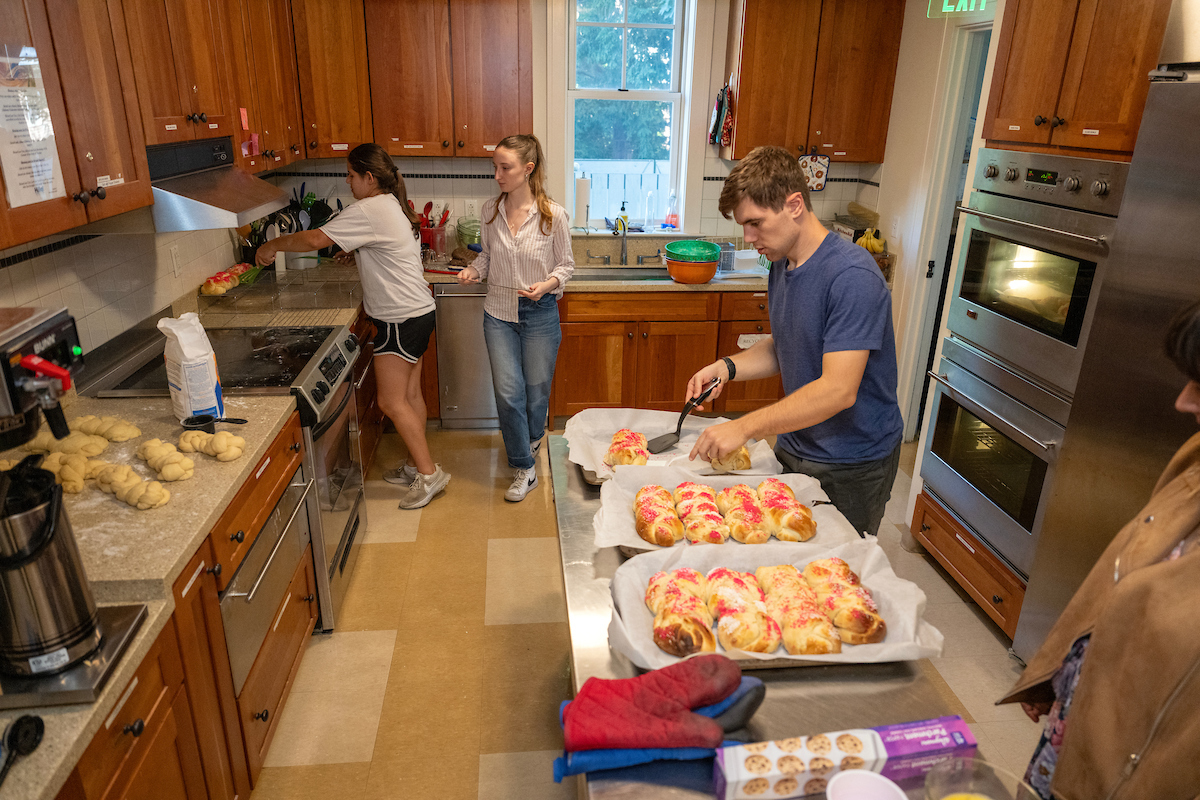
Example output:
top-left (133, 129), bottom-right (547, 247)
top-left (0, 230), bottom-right (235, 354)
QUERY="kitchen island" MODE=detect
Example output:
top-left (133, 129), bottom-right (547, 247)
top-left (548, 435), bottom-right (971, 798)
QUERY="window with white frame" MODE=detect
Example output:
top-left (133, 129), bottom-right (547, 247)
top-left (569, 0), bottom-right (684, 229)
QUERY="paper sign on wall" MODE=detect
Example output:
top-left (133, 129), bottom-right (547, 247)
top-left (0, 49), bottom-right (67, 209)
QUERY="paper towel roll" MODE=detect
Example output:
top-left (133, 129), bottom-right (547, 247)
top-left (574, 178), bottom-right (590, 227)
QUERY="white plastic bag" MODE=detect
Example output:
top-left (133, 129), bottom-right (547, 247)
top-left (157, 313), bottom-right (225, 421)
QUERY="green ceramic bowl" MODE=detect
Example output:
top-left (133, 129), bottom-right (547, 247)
top-left (664, 240), bottom-right (721, 263)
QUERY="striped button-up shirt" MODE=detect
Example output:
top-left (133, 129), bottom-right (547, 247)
top-left (472, 198), bottom-right (574, 322)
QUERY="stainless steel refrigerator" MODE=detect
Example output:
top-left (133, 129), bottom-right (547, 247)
top-left (1012, 8), bottom-right (1200, 659)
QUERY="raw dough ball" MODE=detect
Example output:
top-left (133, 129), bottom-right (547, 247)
top-left (69, 415), bottom-right (141, 442)
top-left (136, 438), bottom-right (194, 481)
top-left (24, 431), bottom-right (108, 457)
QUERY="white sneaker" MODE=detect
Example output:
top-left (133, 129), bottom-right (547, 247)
top-left (383, 461), bottom-right (418, 485)
top-left (504, 467), bottom-right (538, 502)
top-left (530, 436), bottom-right (544, 460)
top-left (399, 465), bottom-right (450, 509)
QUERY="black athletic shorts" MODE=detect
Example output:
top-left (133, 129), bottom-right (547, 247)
top-left (370, 311), bottom-right (435, 363)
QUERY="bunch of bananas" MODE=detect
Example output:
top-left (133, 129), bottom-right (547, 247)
top-left (855, 228), bottom-right (886, 254)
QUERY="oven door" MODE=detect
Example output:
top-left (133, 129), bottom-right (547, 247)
top-left (947, 192), bottom-right (1116, 395)
top-left (921, 356), bottom-right (1064, 578)
top-left (304, 377), bottom-right (364, 631)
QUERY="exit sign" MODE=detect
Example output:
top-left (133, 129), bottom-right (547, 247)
top-left (928, 0), bottom-right (995, 18)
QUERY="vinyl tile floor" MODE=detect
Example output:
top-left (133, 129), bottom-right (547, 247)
top-left (249, 436), bottom-right (1042, 800)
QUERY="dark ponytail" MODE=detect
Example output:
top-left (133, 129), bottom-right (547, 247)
top-left (347, 143), bottom-right (420, 238)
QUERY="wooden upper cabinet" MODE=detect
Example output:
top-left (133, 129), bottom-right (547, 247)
top-left (366, 0), bottom-right (454, 158)
top-left (449, 0), bottom-right (532, 157)
top-left (807, 0), bottom-right (905, 163)
top-left (984, 0), bottom-right (1172, 155)
top-left (1051, 0), bottom-right (1173, 153)
top-left (0, 0), bottom-right (152, 249)
top-left (121, 0), bottom-right (236, 145)
top-left (292, 0), bottom-right (372, 159)
top-left (720, 0), bottom-right (821, 161)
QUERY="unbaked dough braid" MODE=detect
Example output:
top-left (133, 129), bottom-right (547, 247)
top-left (24, 430), bottom-right (108, 457)
top-left (68, 415), bottom-right (141, 442)
top-left (178, 430), bottom-right (245, 462)
top-left (136, 439), bottom-right (194, 481)
top-left (93, 464), bottom-right (170, 510)
top-left (40, 452), bottom-right (89, 493)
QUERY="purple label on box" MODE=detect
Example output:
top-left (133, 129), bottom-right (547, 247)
top-left (873, 716), bottom-right (976, 758)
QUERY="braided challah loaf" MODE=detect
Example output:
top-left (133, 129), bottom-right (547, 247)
top-left (93, 464), bottom-right (170, 510)
top-left (68, 415), bottom-right (141, 442)
top-left (136, 439), bottom-right (194, 481)
top-left (178, 430), bottom-right (245, 462)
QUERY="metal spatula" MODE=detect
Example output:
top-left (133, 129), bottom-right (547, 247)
top-left (647, 377), bottom-right (721, 454)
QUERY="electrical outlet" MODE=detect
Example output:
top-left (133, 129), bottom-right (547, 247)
top-left (170, 245), bottom-right (181, 278)
top-left (466, 201), bottom-right (476, 217)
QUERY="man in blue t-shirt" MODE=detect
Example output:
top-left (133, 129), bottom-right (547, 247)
top-left (687, 146), bottom-right (903, 537)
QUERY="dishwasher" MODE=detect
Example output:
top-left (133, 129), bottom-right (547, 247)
top-left (434, 282), bottom-right (498, 429)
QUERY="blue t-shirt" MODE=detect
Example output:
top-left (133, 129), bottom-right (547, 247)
top-left (768, 232), bottom-right (903, 463)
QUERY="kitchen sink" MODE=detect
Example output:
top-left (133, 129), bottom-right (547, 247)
top-left (572, 268), bottom-right (670, 281)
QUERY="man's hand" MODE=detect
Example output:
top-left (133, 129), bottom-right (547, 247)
top-left (458, 265), bottom-right (481, 284)
top-left (333, 250), bottom-right (356, 265)
top-left (689, 419), bottom-right (748, 464)
top-left (1020, 701), bottom-right (1052, 723)
top-left (686, 362), bottom-right (726, 407)
top-left (255, 243), bottom-right (278, 267)
top-left (517, 278), bottom-right (558, 301)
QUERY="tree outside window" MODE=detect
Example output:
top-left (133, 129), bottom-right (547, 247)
top-left (570, 0), bottom-right (682, 228)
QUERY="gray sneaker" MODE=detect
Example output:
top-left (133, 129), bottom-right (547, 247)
top-left (504, 467), bottom-right (538, 502)
top-left (398, 465), bottom-right (450, 509)
top-left (383, 461), bottom-right (418, 485)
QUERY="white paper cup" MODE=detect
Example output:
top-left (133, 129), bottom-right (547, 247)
top-left (825, 769), bottom-right (907, 800)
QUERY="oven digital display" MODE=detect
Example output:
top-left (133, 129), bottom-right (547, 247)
top-left (1025, 168), bottom-right (1058, 186)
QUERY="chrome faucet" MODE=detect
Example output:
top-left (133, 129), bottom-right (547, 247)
top-left (612, 217), bottom-right (628, 265)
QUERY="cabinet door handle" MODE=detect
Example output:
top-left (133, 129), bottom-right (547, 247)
top-left (442, 140), bottom-right (450, 147)
top-left (642, 332), bottom-right (648, 339)
top-left (627, 332), bottom-right (633, 339)
top-left (309, 141), bottom-right (317, 149)
top-left (230, 530), bottom-right (245, 543)
top-left (457, 140), bottom-right (465, 148)
top-left (73, 191), bottom-right (90, 205)
top-left (90, 186), bottom-right (106, 200)
top-left (756, 325), bottom-right (763, 332)
top-left (758, 303), bottom-right (765, 310)
top-left (123, 719), bottom-right (145, 737)
top-left (302, 594), bottom-right (315, 603)
top-left (920, 523), bottom-right (930, 532)
top-left (290, 441), bottom-right (302, 452)
top-left (992, 594), bottom-right (1003, 604)
top-left (198, 112), bottom-right (207, 123)
top-left (1034, 115), bottom-right (1047, 126)
top-left (1051, 116), bottom-right (1066, 128)
top-left (207, 563), bottom-right (222, 577)
top-left (253, 709), bottom-right (269, 722)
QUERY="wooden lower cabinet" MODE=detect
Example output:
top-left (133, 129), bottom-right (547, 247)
top-left (713, 320), bottom-right (784, 413)
top-left (237, 544), bottom-right (319, 783)
top-left (912, 491), bottom-right (1027, 638)
top-left (635, 321), bottom-right (719, 411)
top-left (63, 620), bottom-right (205, 800)
top-left (171, 541), bottom-right (250, 800)
top-left (553, 322), bottom-right (639, 416)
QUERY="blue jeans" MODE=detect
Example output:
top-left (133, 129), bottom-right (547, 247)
top-left (483, 295), bottom-right (562, 470)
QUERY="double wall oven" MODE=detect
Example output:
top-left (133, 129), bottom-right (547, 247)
top-left (85, 322), bottom-right (365, 633)
top-left (923, 148), bottom-right (1128, 578)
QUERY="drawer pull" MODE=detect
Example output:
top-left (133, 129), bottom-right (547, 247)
top-left (207, 563), bottom-right (222, 577)
top-left (920, 523), bottom-right (930, 532)
top-left (290, 441), bottom-right (301, 453)
top-left (992, 594), bottom-right (1003, 604)
top-left (253, 709), bottom-right (269, 722)
top-left (954, 533), bottom-right (976, 554)
top-left (758, 303), bottom-right (765, 310)
top-left (231, 530), bottom-right (245, 543)
top-left (123, 719), bottom-right (145, 737)
top-left (302, 594), bottom-right (315, 603)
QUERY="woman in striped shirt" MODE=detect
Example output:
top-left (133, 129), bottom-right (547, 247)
top-left (458, 134), bottom-right (574, 502)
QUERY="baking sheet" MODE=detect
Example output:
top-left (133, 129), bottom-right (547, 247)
top-left (594, 467), bottom-right (861, 551)
top-left (608, 540), bottom-right (944, 670)
top-left (563, 407), bottom-right (782, 484)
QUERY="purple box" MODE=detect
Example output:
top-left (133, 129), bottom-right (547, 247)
top-left (873, 716), bottom-right (976, 758)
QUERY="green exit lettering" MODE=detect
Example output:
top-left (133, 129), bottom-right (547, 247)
top-left (942, 0), bottom-right (987, 10)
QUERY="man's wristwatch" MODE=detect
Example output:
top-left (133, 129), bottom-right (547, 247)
top-left (721, 356), bottom-right (737, 382)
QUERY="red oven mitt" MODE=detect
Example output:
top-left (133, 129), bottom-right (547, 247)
top-left (562, 654), bottom-right (742, 752)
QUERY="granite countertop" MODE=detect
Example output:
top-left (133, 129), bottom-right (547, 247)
top-left (0, 395), bottom-right (299, 800)
top-left (422, 267), bottom-right (769, 293)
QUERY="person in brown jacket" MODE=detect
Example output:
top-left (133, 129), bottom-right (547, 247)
top-left (999, 300), bottom-right (1200, 800)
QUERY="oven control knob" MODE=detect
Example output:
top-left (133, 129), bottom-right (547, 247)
top-left (312, 386), bottom-right (326, 404)
top-left (1003, 168), bottom-right (1018, 182)
top-left (344, 335), bottom-right (358, 352)
top-left (316, 380), bottom-right (330, 395)
top-left (984, 165), bottom-right (998, 179)
top-left (1091, 179), bottom-right (1109, 197)
top-left (1063, 176), bottom-right (1081, 192)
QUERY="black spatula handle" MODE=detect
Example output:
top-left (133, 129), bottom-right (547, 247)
top-left (674, 378), bottom-right (720, 434)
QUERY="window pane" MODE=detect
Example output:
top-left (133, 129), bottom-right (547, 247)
top-left (575, 99), bottom-right (672, 224)
top-left (575, 26), bottom-right (623, 89)
top-left (577, 0), bottom-right (624, 23)
top-left (627, 0), bottom-right (675, 24)
top-left (626, 28), bottom-right (673, 90)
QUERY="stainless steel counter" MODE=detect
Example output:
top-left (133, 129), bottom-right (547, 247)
top-left (549, 436), bottom-right (971, 799)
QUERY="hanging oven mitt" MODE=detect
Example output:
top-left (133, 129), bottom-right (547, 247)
top-left (553, 675), bottom-right (765, 781)
top-left (562, 654), bottom-right (742, 752)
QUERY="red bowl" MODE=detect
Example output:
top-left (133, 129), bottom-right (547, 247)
top-left (665, 258), bottom-right (717, 284)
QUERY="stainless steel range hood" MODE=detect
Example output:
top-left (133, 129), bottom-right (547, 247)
top-left (148, 136), bottom-right (288, 232)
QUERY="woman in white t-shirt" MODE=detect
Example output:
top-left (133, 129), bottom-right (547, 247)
top-left (256, 143), bottom-right (448, 509)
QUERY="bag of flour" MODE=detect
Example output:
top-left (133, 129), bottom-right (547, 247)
top-left (157, 313), bottom-right (224, 422)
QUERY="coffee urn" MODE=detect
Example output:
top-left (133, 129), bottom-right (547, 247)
top-left (0, 308), bottom-right (95, 676)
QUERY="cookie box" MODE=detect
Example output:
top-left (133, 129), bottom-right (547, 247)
top-left (713, 716), bottom-right (976, 799)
